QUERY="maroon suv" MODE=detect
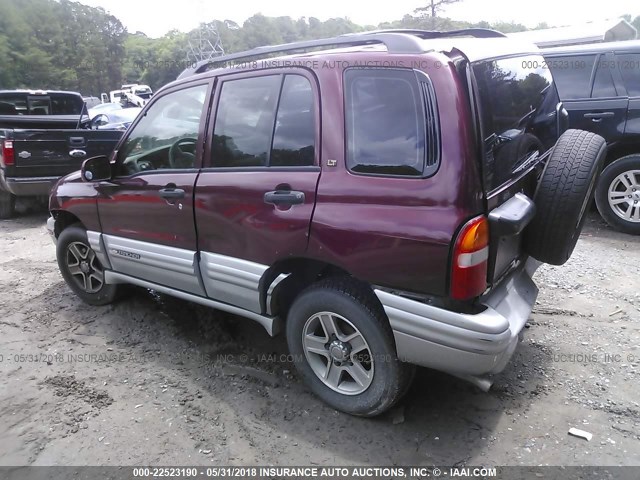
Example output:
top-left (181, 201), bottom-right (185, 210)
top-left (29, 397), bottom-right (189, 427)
top-left (47, 30), bottom-right (606, 416)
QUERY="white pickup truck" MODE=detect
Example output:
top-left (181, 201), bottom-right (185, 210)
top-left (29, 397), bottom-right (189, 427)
top-left (121, 84), bottom-right (153, 107)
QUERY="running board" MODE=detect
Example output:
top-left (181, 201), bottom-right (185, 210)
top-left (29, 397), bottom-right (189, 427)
top-left (104, 271), bottom-right (282, 336)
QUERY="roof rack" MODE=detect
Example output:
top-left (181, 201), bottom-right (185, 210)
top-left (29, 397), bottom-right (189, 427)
top-left (177, 28), bottom-right (507, 79)
top-left (357, 28), bottom-right (507, 39)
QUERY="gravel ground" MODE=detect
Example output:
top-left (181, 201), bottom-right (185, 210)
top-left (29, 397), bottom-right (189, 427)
top-left (0, 204), bottom-right (638, 467)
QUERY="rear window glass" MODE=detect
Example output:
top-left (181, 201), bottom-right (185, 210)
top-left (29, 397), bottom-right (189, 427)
top-left (473, 55), bottom-right (559, 190)
top-left (0, 93), bottom-right (83, 115)
top-left (545, 55), bottom-right (596, 100)
top-left (344, 69), bottom-right (428, 177)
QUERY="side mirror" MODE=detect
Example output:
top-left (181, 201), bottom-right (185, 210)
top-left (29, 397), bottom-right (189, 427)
top-left (81, 155), bottom-right (112, 182)
top-left (91, 114), bottom-right (109, 130)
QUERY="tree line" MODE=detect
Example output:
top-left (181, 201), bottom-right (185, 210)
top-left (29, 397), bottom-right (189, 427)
top-left (0, 0), bottom-right (638, 96)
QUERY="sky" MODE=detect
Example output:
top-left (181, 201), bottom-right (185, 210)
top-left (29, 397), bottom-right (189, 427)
top-left (77, 0), bottom-right (639, 38)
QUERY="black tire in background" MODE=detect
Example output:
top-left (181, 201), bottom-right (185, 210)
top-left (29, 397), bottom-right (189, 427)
top-left (56, 225), bottom-right (120, 305)
top-left (0, 190), bottom-right (16, 219)
top-left (594, 155), bottom-right (640, 235)
top-left (525, 129), bottom-right (606, 265)
top-left (286, 277), bottom-right (414, 417)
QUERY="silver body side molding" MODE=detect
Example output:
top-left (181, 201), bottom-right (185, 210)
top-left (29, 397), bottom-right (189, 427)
top-left (104, 271), bottom-right (282, 336)
top-left (199, 252), bottom-right (267, 314)
top-left (87, 231), bottom-right (111, 269)
top-left (266, 273), bottom-right (290, 316)
top-left (375, 258), bottom-right (540, 387)
top-left (102, 235), bottom-right (204, 296)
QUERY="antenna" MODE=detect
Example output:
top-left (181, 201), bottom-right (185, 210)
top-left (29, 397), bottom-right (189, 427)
top-left (185, 0), bottom-right (225, 63)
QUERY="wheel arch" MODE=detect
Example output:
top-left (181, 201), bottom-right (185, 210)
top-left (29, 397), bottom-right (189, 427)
top-left (260, 257), bottom-right (385, 325)
top-left (51, 210), bottom-right (84, 238)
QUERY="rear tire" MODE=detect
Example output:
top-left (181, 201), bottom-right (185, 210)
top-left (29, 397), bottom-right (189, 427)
top-left (0, 190), bottom-right (16, 219)
top-left (594, 155), bottom-right (640, 235)
top-left (525, 129), bottom-right (606, 265)
top-left (286, 277), bottom-right (413, 417)
top-left (56, 225), bottom-right (120, 305)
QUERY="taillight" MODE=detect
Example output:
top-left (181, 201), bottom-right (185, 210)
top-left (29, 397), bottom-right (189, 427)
top-left (1, 140), bottom-right (14, 166)
top-left (450, 215), bottom-right (489, 300)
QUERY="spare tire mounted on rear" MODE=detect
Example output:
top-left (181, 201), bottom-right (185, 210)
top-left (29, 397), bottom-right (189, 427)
top-left (525, 129), bottom-right (606, 266)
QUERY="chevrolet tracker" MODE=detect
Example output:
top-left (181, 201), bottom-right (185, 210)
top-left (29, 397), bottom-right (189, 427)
top-left (47, 29), bottom-right (606, 416)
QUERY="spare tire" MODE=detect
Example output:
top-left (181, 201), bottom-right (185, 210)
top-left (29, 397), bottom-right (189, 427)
top-left (525, 129), bottom-right (606, 265)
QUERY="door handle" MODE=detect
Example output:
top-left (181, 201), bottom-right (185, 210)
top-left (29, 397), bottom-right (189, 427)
top-left (69, 136), bottom-right (86, 147)
top-left (584, 112), bottom-right (614, 119)
top-left (69, 149), bottom-right (87, 158)
top-left (159, 187), bottom-right (185, 199)
top-left (264, 190), bottom-right (305, 206)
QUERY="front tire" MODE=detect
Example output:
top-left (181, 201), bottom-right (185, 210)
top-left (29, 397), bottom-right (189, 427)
top-left (286, 277), bottom-right (413, 417)
top-left (595, 155), bottom-right (640, 235)
top-left (56, 225), bottom-right (119, 305)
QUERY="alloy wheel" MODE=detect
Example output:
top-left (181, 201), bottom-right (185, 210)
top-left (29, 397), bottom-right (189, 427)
top-left (302, 311), bottom-right (374, 395)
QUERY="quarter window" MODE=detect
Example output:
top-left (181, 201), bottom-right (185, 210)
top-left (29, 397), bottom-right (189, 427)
top-left (118, 84), bottom-right (208, 175)
top-left (344, 69), bottom-right (431, 176)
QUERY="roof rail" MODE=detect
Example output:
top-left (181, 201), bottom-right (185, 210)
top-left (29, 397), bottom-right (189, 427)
top-left (177, 28), bottom-right (506, 79)
top-left (177, 32), bottom-right (428, 79)
top-left (358, 28), bottom-right (507, 39)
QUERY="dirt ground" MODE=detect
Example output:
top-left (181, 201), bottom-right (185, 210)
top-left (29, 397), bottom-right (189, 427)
top-left (0, 202), bottom-right (638, 468)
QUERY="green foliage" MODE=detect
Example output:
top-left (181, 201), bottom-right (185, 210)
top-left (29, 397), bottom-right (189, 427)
top-left (0, 0), bottom-right (637, 96)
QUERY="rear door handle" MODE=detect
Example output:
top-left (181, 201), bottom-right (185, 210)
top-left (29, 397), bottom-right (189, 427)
top-left (159, 187), bottom-right (185, 199)
top-left (69, 136), bottom-right (86, 147)
top-left (264, 190), bottom-right (305, 206)
top-left (584, 112), bottom-right (614, 119)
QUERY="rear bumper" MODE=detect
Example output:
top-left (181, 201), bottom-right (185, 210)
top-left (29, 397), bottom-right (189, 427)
top-left (0, 173), bottom-right (59, 197)
top-left (375, 258), bottom-right (540, 384)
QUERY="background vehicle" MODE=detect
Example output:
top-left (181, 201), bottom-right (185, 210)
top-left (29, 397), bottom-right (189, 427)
top-left (82, 96), bottom-right (101, 109)
top-left (91, 107), bottom-right (142, 130)
top-left (122, 85), bottom-right (153, 107)
top-left (0, 90), bottom-right (123, 218)
top-left (48, 31), bottom-right (605, 416)
top-left (544, 40), bottom-right (640, 234)
top-left (88, 102), bottom-right (123, 119)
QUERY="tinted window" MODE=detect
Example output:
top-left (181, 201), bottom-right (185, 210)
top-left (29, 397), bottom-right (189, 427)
top-left (213, 76), bottom-right (281, 167)
top-left (0, 93), bottom-right (83, 115)
top-left (345, 69), bottom-right (427, 176)
top-left (616, 53), bottom-right (640, 97)
top-left (547, 55), bottom-right (596, 100)
top-left (473, 55), bottom-right (559, 189)
top-left (118, 84), bottom-right (207, 175)
top-left (592, 58), bottom-right (618, 98)
top-left (271, 75), bottom-right (315, 167)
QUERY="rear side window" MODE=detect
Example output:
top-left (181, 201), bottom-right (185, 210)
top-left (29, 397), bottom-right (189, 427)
top-left (213, 76), bottom-right (281, 167)
top-left (547, 55), bottom-right (597, 100)
top-left (271, 75), bottom-right (315, 167)
top-left (0, 93), bottom-right (83, 115)
top-left (591, 59), bottom-right (618, 98)
top-left (212, 74), bottom-right (316, 168)
top-left (616, 53), bottom-right (640, 97)
top-left (344, 69), bottom-right (436, 177)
